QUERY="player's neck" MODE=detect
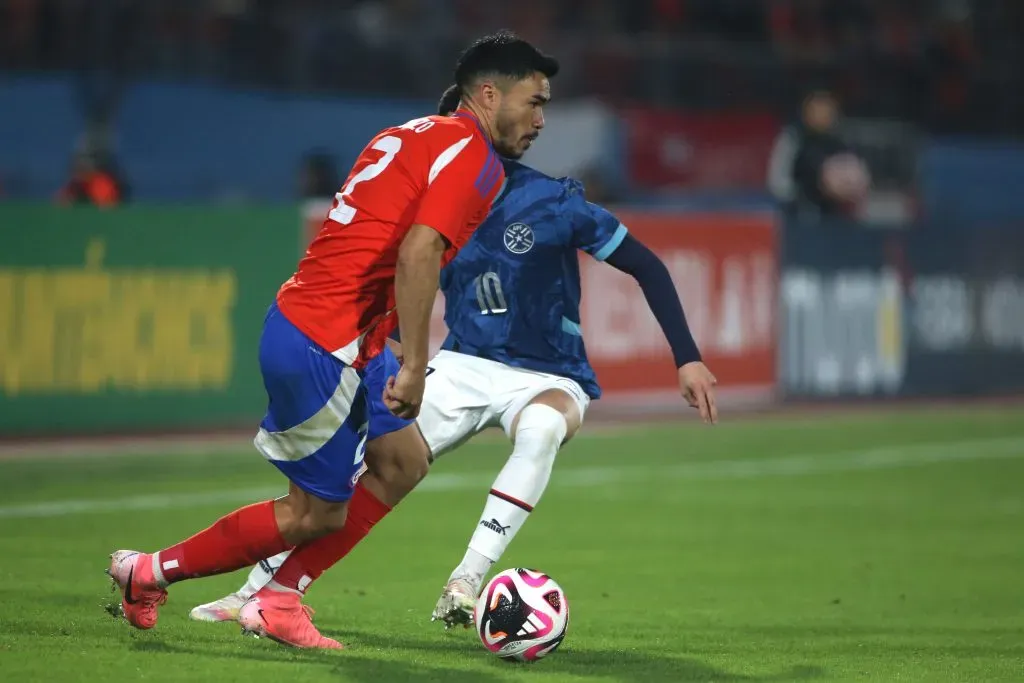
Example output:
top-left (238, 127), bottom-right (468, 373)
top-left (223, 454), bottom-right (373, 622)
top-left (456, 103), bottom-right (497, 144)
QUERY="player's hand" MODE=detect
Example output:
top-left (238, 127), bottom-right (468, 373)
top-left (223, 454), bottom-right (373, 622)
top-left (383, 365), bottom-right (425, 419)
top-left (678, 361), bottom-right (718, 424)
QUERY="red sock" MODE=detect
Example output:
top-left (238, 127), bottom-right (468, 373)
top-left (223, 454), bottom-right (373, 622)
top-left (154, 500), bottom-right (288, 585)
top-left (271, 484), bottom-right (392, 594)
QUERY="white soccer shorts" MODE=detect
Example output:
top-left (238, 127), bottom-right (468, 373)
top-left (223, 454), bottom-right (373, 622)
top-left (416, 350), bottom-right (591, 459)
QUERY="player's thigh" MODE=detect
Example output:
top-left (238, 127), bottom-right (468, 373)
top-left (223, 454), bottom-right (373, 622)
top-left (502, 375), bottom-right (590, 444)
top-left (253, 302), bottom-right (369, 512)
top-left (416, 350), bottom-right (495, 460)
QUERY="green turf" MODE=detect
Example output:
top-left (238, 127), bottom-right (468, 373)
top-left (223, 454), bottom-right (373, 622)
top-left (1, 407), bottom-right (1023, 682)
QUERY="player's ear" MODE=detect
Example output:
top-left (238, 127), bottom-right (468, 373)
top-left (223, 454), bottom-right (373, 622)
top-left (478, 80), bottom-right (500, 110)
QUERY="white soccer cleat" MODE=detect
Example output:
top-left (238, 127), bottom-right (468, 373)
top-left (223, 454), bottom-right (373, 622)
top-left (431, 576), bottom-right (480, 630)
top-left (189, 592), bottom-right (247, 623)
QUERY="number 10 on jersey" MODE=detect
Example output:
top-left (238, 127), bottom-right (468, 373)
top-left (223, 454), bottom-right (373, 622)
top-left (474, 272), bottom-right (507, 315)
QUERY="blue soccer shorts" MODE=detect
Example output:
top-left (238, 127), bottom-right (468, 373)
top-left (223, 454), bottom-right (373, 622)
top-left (252, 302), bottom-right (412, 502)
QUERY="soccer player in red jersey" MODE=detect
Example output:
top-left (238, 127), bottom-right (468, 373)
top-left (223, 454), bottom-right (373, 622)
top-left (106, 31), bottom-right (559, 650)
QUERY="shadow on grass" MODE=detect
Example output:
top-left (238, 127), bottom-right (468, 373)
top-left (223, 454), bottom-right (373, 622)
top-left (326, 628), bottom-right (827, 682)
top-left (126, 629), bottom-right (826, 683)
top-left (130, 638), bottom-right (508, 683)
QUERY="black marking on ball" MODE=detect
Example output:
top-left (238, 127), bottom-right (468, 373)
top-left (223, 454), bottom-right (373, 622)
top-left (487, 586), bottom-right (530, 640)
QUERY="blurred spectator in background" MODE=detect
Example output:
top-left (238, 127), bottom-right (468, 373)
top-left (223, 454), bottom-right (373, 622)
top-left (297, 150), bottom-right (338, 200)
top-left (54, 147), bottom-right (128, 208)
top-left (767, 90), bottom-right (869, 221)
top-left (298, 149), bottom-right (340, 247)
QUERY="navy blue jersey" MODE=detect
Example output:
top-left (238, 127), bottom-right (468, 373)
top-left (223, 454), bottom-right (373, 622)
top-left (439, 160), bottom-right (627, 399)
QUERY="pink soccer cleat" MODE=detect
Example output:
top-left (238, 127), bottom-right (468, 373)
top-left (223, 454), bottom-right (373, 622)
top-left (238, 590), bottom-right (341, 650)
top-left (106, 550), bottom-right (167, 630)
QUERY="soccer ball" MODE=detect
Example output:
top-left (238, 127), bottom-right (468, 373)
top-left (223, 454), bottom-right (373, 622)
top-left (474, 568), bottom-right (569, 662)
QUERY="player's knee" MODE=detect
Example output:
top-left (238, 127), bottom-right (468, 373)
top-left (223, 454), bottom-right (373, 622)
top-left (364, 428), bottom-right (431, 500)
top-left (373, 447), bottom-right (429, 493)
top-left (513, 404), bottom-right (568, 458)
top-left (400, 449), bottom-right (431, 483)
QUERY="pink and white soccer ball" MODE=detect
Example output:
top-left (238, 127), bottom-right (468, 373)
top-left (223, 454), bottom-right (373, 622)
top-left (474, 568), bottom-right (569, 662)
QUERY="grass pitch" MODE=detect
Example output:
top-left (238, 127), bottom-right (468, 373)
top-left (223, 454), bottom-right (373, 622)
top-left (1, 406), bottom-right (1022, 682)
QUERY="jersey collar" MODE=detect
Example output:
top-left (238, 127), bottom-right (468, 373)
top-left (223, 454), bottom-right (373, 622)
top-left (454, 109), bottom-right (494, 148)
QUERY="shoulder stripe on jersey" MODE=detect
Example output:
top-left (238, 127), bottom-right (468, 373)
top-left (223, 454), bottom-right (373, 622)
top-left (475, 151), bottom-right (502, 197)
top-left (594, 223), bottom-right (629, 261)
top-left (428, 135), bottom-right (474, 186)
top-left (474, 151), bottom-right (497, 195)
top-left (489, 177), bottom-right (508, 207)
top-left (484, 153), bottom-right (502, 190)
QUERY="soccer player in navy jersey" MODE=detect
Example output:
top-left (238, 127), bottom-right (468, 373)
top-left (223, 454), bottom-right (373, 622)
top-left (190, 85), bottom-right (717, 631)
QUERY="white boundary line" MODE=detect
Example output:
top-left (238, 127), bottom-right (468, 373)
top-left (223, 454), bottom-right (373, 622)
top-left (0, 436), bottom-right (1020, 520)
top-left (2, 400), bottom-right (1019, 461)
top-left (0, 424), bottom-right (645, 461)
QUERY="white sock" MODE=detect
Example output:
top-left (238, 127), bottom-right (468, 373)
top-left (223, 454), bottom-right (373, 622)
top-left (151, 552), bottom-right (168, 589)
top-left (454, 404), bottom-right (566, 585)
top-left (237, 550), bottom-right (291, 599)
top-left (453, 548), bottom-right (494, 587)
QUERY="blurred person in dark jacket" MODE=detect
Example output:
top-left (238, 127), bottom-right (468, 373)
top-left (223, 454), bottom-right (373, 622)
top-left (297, 150), bottom-right (341, 248)
top-left (767, 90), bottom-right (870, 220)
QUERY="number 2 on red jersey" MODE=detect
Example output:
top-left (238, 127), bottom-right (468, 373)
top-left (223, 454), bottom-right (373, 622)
top-left (330, 118), bottom-right (437, 225)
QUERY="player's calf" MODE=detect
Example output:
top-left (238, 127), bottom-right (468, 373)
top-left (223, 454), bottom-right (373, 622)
top-left (190, 429), bottom-right (428, 623)
top-left (433, 399), bottom-right (572, 626)
top-left (105, 491), bottom-right (341, 632)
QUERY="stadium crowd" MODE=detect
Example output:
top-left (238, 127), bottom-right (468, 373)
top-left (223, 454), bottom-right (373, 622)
top-left (1, 0), bottom-right (1021, 135)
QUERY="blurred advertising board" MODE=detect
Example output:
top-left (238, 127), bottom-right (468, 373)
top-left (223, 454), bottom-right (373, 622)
top-left (779, 220), bottom-right (1024, 397)
top-left (622, 108), bottom-right (780, 191)
top-left (580, 211), bottom-right (777, 406)
top-left (0, 204), bottom-right (297, 435)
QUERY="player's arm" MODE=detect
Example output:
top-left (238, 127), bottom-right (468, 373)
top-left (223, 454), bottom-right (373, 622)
top-left (385, 225), bottom-right (444, 418)
top-left (568, 185), bottom-right (717, 422)
top-left (402, 139), bottom-right (500, 365)
top-left (603, 235), bottom-right (717, 423)
top-left (386, 135), bottom-right (501, 417)
top-left (394, 225), bottom-right (445, 372)
top-left (603, 235), bottom-right (699, 367)
top-left (401, 135), bottom-right (502, 366)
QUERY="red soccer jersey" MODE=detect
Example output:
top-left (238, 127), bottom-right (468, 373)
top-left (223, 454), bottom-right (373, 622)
top-left (277, 112), bottom-right (504, 366)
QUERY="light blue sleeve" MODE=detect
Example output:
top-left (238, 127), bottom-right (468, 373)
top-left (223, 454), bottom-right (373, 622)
top-left (563, 181), bottom-right (628, 260)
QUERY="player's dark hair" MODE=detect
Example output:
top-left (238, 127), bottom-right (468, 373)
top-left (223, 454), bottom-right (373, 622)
top-left (454, 30), bottom-right (559, 96)
top-left (437, 84), bottom-right (461, 116)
